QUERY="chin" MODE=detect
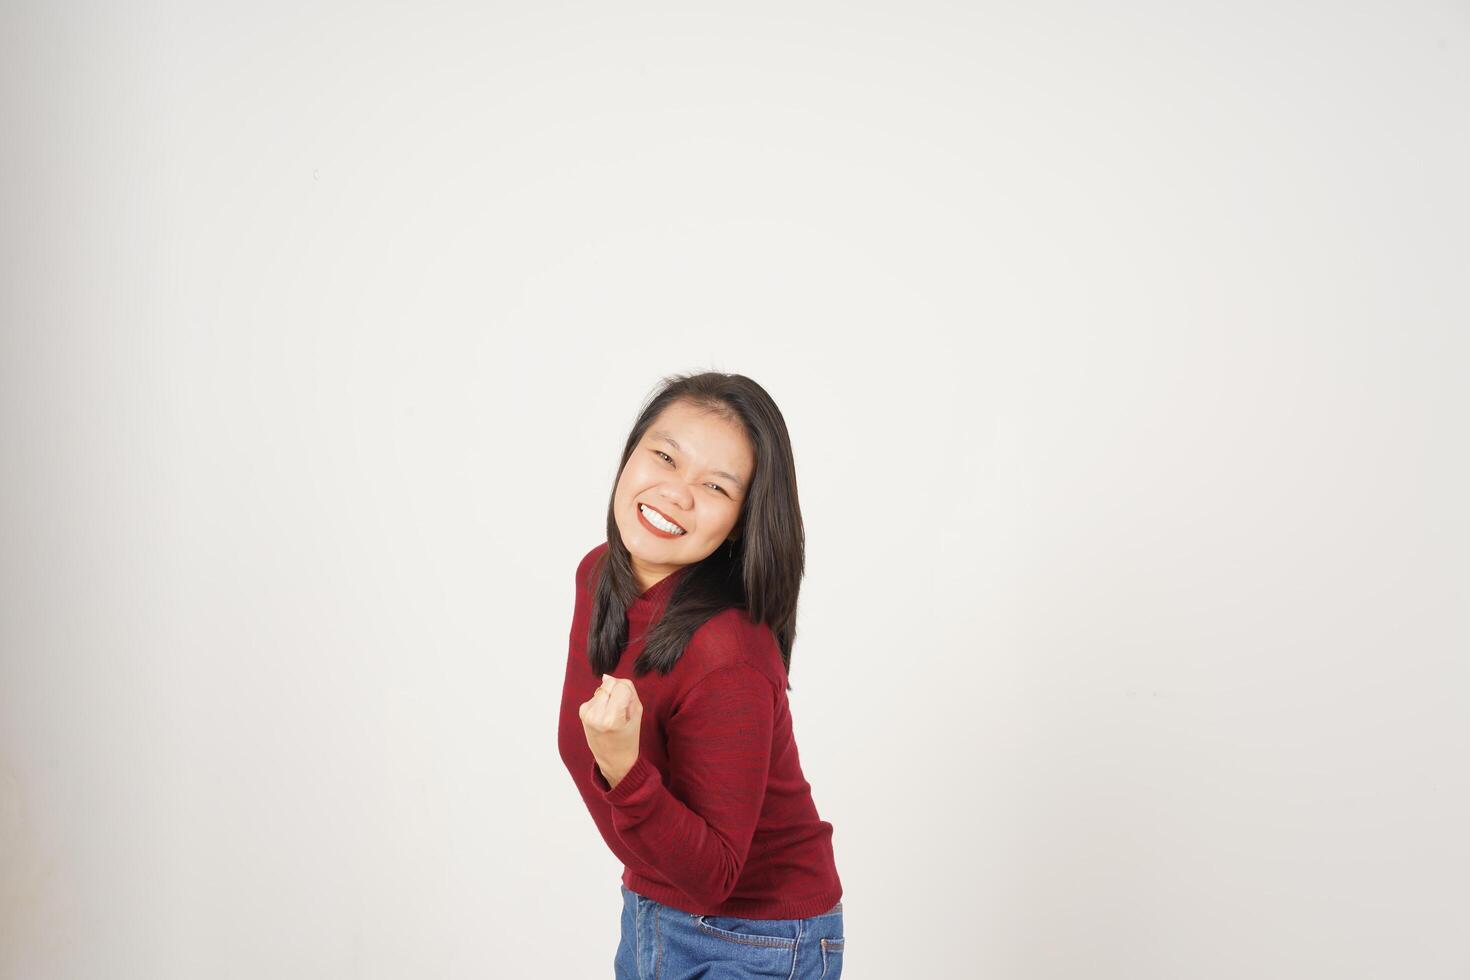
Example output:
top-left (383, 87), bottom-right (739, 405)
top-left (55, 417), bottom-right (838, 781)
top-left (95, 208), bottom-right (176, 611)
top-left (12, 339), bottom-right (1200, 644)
top-left (628, 533), bottom-right (700, 567)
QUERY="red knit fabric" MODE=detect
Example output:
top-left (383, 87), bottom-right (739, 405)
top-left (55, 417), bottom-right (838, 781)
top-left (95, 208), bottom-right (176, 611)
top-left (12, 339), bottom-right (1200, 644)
top-left (557, 542), bottom-right (843, 919)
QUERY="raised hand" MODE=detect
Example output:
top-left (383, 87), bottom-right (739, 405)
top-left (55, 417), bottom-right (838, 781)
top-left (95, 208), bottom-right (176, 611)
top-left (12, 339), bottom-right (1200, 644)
top-left (579, 673), bottom-right (643, 790)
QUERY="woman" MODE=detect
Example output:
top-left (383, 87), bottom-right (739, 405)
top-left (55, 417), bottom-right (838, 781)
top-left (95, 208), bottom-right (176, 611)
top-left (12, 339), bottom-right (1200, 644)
top-left (557, 371), bottom-right (846, 978)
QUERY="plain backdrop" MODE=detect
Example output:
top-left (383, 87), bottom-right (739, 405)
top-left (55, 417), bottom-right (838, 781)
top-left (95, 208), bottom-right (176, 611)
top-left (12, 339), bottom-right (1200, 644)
top-left (2, 2), bottom-right (1467, 977)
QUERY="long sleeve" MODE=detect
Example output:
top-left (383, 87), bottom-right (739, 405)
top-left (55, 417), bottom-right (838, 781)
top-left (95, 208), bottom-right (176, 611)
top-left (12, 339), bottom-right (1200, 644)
top-left (588, 663), bottom-right (776, 908)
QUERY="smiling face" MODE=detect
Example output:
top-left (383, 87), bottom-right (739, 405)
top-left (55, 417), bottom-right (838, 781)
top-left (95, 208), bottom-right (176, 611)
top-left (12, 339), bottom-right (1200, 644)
top-left (613, 399), bottom-right (756, 594)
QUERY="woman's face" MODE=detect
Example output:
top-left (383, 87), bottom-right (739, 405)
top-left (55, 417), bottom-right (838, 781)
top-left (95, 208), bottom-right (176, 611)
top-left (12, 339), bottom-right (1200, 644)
top-left (613, 399), bottom-right (755, 591)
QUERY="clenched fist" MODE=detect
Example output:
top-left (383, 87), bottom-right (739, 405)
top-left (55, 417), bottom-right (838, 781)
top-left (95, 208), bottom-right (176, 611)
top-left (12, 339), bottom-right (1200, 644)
top-left (579, 674), bottom-right (643, 790)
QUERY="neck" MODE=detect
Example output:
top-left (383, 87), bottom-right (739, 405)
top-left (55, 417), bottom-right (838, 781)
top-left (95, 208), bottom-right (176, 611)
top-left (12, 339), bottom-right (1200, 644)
top-left (631, 556), bottom-right (681, 596)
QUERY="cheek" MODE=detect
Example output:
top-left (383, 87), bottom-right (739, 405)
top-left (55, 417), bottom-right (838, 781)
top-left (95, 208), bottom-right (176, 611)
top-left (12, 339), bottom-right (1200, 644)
top-left (704, 502), bottom-right (739, 535)
top-left (614, 463), bottom-right (643, 496)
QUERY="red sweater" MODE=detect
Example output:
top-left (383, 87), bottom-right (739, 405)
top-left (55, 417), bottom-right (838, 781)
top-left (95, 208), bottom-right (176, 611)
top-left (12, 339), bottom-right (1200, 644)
top-left (557, 542), bottom-right (843, 919)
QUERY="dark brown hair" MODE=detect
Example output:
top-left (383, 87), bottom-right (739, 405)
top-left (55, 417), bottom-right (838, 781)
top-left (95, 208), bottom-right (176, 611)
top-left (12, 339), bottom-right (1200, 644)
top-left (586, 371), bottom-right (805, 691)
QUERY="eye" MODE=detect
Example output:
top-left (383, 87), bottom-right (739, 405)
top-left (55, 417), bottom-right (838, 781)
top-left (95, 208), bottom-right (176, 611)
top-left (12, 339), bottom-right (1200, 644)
top-left (651, 449), bottom-right (730, 496)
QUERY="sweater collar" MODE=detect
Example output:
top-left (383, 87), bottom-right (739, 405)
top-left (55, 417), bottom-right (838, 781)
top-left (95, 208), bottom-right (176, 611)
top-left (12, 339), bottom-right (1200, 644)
top-left (628, 563), bottom-right (690, 620)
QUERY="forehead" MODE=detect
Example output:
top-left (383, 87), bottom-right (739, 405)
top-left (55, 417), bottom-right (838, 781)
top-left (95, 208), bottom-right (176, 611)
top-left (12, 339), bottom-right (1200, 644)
top-left (646, 402), bottom-right (754, 471)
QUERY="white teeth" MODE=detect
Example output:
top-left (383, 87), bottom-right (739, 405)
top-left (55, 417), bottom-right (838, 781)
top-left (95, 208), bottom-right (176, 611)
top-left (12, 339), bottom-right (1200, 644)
top-left (640, 503), bottom-right (685, 534)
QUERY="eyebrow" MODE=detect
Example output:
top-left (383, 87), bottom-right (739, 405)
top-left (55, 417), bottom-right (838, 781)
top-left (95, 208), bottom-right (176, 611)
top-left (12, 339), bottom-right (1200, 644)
top-left (651, 430), bottom-right (746, 491)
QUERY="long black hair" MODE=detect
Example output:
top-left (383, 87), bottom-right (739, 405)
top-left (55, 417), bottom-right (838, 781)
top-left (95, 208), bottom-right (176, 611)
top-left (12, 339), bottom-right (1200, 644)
top-left (586, 371), bottom-right (805, 692)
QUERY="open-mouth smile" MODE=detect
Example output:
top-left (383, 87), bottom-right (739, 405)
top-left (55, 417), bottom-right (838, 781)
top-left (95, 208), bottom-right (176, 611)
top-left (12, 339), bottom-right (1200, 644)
top-left (638, 502), bottom-right (687, 537)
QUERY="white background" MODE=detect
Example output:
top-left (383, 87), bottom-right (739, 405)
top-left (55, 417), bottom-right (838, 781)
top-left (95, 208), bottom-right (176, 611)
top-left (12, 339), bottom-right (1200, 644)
top-left (2, 2), bottom-right (1466, 977)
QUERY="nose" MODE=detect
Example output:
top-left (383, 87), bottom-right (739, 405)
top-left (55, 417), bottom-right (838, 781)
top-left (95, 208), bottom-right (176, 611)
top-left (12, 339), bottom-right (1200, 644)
top-left (657, 484), bottom-right (694, 510)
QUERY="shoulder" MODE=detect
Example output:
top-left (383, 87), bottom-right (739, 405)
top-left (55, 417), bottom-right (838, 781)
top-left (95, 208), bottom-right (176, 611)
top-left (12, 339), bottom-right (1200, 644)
top-left (681, 607), bottom-right (786, 694)
top-left (575, 541), bottom-right (609, 592)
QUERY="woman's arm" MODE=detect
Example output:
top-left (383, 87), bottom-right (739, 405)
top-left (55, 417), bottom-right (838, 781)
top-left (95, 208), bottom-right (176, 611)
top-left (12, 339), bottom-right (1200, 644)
top-left (590, 663), bottom-right (776, 908)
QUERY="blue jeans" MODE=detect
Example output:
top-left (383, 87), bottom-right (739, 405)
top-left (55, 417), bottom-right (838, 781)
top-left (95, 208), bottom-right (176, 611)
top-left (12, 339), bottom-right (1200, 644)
top-left (614, 884), bottom-right (845, 979)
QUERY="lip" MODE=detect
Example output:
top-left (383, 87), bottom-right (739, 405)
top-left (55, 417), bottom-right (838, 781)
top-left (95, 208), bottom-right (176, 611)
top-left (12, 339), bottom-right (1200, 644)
top-left (637, 501), bottom-right (687, 536)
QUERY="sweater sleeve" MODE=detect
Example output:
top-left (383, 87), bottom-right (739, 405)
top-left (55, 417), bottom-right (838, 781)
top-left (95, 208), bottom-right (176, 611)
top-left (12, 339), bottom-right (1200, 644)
top-left (589, 663), bottom-right (776, 907)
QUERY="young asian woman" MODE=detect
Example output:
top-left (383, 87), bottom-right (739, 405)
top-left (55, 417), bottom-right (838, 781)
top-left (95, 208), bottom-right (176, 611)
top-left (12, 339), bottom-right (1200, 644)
top-left (556, 371), bottom-right (846, 979)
